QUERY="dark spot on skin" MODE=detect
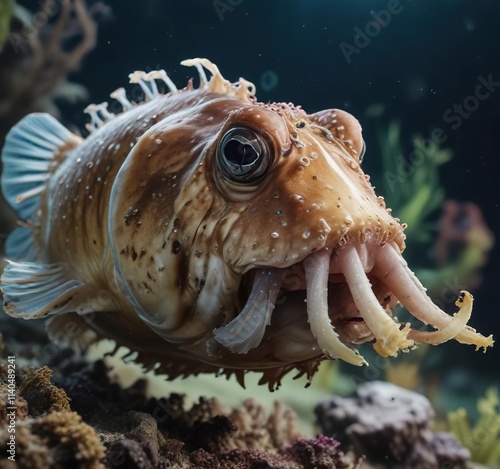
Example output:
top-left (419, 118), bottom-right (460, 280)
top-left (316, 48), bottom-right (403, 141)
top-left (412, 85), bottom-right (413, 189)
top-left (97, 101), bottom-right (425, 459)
top-left (131, 248), bottom-right (137, 261)
top-left (92, 239), bottom-right (97, 245)
top-left (139, 249), bottom-right (147, 259)
top-left (312, 175), bottom-right (318, 180)
top-left (173, 218), bottom-right (180, 228)
top-left (199, 278), bottom-right (205, 290)
top-left (195, 249), bottom-right (202, 258)
top-left (172, 240), bottom-right (181, 254)
top-left (176, 249), bottom-right (189, 290)
top-left (296, 121), bottom-right (306, 128)
top-left (162, 241), bottom-right (166, 249)
top-left (124, 208), bottom-right (139, 226)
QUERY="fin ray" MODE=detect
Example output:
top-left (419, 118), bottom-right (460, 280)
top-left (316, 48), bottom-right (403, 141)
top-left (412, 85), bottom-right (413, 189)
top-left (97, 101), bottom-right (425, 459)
top-left (4, 227), bottom-right (37, 261)
top-left (1, 261), bottom-right (88, 319)
top-left (1, 113), bottom-right (79, 221)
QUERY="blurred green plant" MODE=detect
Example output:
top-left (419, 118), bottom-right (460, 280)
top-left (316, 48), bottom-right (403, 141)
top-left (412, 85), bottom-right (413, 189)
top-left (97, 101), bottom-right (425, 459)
top-left (448, 388), bottom-right (500, 465)
top-left (0, 0), bottom-right (14, 52)
top-left (377, 120), bottom-right (453, 245)
top-left (373, 119), bottom-right (493, 300)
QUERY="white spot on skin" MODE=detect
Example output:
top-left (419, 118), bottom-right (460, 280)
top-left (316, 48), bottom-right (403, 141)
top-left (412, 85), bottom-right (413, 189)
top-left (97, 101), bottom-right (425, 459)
top-left (302, 231), bottom-right (310, 239)
top-left (271, 232), bottom-right (279, 239)
top-left (299, 156), bottom-right (310, 166)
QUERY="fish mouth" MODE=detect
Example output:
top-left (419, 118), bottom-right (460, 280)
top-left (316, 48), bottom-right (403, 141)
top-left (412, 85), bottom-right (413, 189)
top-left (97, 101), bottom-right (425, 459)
top-left (213, 238), bottom-right (493, 365)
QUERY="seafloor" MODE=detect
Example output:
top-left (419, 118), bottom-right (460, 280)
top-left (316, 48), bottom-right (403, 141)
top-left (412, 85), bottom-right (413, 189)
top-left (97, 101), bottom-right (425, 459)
top-left (0, 313), bottom-right (485, 469)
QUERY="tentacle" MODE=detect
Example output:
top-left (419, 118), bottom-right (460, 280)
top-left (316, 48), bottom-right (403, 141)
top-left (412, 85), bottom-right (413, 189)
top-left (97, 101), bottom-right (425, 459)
top-left (336, 244), bottom-right (413, 357)
top-left (409, 291), bottom-right (473, 345)
top-left (213, 269), bottom-right (283, 354)
top-left (303, 249), bottom-right (367, 366)
top-left (374, 243), bottom-right (493, 351)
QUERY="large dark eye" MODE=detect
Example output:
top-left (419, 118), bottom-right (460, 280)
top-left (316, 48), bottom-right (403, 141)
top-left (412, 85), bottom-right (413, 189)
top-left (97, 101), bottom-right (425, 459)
top-left (217, 127), bottom-right (270, 183)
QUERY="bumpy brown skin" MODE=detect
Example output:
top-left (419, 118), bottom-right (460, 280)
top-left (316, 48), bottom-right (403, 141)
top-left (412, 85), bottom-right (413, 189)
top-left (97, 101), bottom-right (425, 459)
top-left (39, 82), bottom-right (406, 385)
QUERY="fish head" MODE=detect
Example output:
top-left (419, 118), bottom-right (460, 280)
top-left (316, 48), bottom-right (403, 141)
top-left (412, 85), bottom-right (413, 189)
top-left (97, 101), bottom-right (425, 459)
top-left (211, 104), bottom-right (405, 270)
top-left (204, 102), bottom-right (409, 365)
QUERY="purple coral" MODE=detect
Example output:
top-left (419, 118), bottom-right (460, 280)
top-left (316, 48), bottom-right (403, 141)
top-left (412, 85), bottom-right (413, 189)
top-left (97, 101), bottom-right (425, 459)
top-left (283, 435), bottom-right (358, 469)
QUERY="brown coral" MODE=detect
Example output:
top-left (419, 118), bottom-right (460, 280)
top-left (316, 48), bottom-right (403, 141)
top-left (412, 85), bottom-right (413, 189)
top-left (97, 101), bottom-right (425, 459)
top-left (18, 366), bottom-right (70, 416)
top-left (0, 411), bottom-right (105, 469)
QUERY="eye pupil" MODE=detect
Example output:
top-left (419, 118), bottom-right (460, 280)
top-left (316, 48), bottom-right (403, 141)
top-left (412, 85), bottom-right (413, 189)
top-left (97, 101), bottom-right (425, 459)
top-left (224, 140), bottom-right (259, 168)
top-left (218, 127), bottom-right (270, 184)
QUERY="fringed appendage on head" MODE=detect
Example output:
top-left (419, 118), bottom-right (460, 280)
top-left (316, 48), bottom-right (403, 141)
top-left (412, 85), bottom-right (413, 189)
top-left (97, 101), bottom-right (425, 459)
top-left (181, 58), bottom-right (256, 102)
top-left (84, 58), bottom-right (257, 133)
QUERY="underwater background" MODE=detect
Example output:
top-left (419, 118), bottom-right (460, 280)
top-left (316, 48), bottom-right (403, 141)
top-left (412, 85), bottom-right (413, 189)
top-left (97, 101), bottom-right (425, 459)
top-left (1, 0), bottom-right (500, 467)
top-left (44, 0), bottom-right (500, 369)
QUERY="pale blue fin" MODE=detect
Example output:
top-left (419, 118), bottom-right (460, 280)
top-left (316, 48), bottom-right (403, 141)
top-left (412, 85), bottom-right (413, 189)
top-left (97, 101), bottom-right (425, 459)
top-left (1, 261), bottom-right (89, 319)
top-left (4, 226), bottom-right (38, 261)
top-left (1, 113), bottom-right (78, 221)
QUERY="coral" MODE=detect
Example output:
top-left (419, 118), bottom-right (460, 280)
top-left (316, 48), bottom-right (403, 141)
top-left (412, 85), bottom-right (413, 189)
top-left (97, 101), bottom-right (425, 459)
top-left (0, 0), bottom-right (98, 137)
top-left (0, 411), bottom-right (106, 469)
top-left (428, 200), bottom-right (494, 293)
top-left (0, 0), bottom-right (101, 236)
top-left (372, 121), bottom-right (494, 301)
top-left (18, 366), bottom-right (70, 416)
top-left (315, 380), bottom-right (471, 468)
top-left (282, 435), bottom-right (360, 469)
top-left (0, 346), bottom-right (360, 468)
top-left (448, 388), bottom-right (500, 465)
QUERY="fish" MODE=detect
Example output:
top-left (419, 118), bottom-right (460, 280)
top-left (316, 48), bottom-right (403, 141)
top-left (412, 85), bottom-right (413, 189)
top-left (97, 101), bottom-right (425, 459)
top-left (0, 58), bottom-right (493, 389)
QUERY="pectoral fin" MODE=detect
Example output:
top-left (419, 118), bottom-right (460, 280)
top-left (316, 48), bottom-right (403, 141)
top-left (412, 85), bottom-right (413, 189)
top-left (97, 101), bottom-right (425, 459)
top-left (1, 113), bottom-right (81, 261)
top-left (1, 261), bottom-right (92, 319)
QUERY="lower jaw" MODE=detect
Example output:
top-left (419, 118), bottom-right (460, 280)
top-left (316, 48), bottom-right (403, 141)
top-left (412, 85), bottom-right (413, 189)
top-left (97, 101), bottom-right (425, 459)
top-left (212, 239), bottom-right (493, 366)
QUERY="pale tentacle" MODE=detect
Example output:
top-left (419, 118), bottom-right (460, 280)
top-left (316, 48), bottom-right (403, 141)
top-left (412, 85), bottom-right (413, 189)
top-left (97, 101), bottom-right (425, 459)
top-left (304, 249), bottom-right (367, 366)
top-left (375, 243), bottom-right (493, 350)
top-left (409, 291), bottom-right (473, 345)
top-left (336, 245), bottom-right (413, 357)
top-left (213, 269), bottom-right (283, 354)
